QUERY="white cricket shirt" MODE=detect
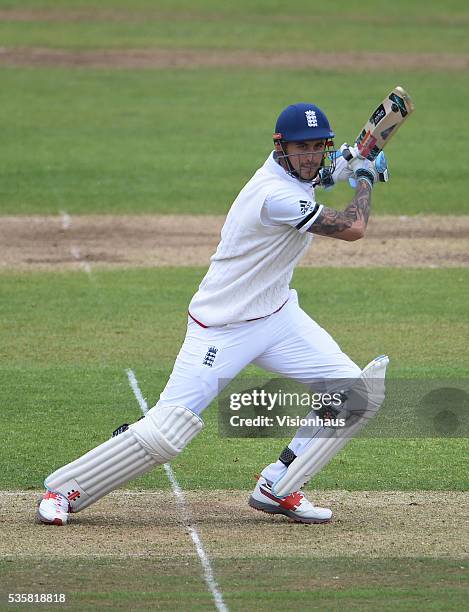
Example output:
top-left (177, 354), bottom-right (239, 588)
top-left (188, 152), bottom-right (323, 326)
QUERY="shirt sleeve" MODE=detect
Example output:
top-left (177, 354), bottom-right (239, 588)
top-left (261, 188), bottom-right (324, 234)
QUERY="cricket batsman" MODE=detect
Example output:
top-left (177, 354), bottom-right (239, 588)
top-left (37, 102), bottom-right (389, 525)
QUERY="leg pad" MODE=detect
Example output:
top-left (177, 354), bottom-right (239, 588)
top-left (272, 355), bottom-right (389, 497)
top-left (45, 404), bottom-right (203, 512)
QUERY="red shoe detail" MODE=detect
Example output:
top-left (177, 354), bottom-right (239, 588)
top-left (278, 491), bottom-right (304, 511)
top-left (43, 491), bottom-right (71, 512)
top-left (259, 486), bottom-right (303, 511)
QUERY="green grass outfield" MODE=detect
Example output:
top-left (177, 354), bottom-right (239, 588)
top-left (1, 267), bottom-right (468, 492)
top-left (0, 0), bottom-right (468, 216)
top-left (0, 0), bottom-right (468, 53)
top-left (1, 2), bottom-right (468, 608)
top-left (1, 66), bottom-right (468, 215)
top-left (1, 557), bottom-right (467, 611)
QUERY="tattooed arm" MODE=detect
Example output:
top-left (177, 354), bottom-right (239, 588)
top-left (308, 178), bottom-right (372, 241)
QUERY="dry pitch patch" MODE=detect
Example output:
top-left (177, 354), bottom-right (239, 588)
top-left (0, 8), bottom-right (468, 73)
top-left (1, 7), bottom-right (467, 25)
top-left (1, 490), bottom-right (467, 610)
top-left (1, 47), bottom-right (468, 71)
top-left (1, 214), bottom-right (468, 271)
top-left (1, 490), bottom-right (468, 560)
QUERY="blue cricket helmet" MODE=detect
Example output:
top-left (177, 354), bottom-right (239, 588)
top-left (273, 103), bottom-right (335, 143)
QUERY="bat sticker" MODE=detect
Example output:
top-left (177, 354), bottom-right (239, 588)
top-left (389, 93), bottom-right (408, 117)
top-left (356, 128), bottom-right (367, 145)
top-left (368, 145), bottom-right (381, 160)
top-left (380, 124), bottom-right (398, 140)
top-left (358, 133), bottom-right (378, 158)
top-left (371, 104), bottom-right (386, 126)
top-left (352, 86), bottom-right (414, 160)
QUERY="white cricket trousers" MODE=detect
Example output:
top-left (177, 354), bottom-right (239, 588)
top-left (155, 289), bottom-right (361, 484)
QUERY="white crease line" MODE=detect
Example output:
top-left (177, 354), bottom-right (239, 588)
top-left (70, 245), bottom-right (92, 276)
top-left (62, 213), bottom-right (91, 275)
top-left (60, 210), bottom-right (72, 230)
top-left (125, 368), bottom-right (228, 612)
top-left (70, 245), bottom-right (81, 260)
top-left (126, 369), bottom-right (149, 415)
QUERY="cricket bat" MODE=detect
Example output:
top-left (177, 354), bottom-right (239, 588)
top-left (353, 86), bottom-right (415, 161)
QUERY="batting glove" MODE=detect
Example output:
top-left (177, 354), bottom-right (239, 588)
top-left (319, 144), bottom-right (389, 190)
top-left (341, 143), bottom-right (379, 188)
top-left (347, 151), bottom-right (389, 188)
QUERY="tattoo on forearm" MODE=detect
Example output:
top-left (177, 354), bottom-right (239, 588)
top-left (309, 179), bottom-right (372, 236)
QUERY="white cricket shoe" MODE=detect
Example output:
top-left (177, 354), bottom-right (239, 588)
top-left (248, 476), bottom-right (332, 524)
top-left (36, 491), bottom-right (70, 526)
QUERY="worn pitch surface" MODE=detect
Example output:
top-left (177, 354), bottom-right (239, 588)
top-left (1, 215), bottom-right (468, 270)
top-left (1, 490), bottom-right (468, 560)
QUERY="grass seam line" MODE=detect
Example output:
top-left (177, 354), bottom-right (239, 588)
top-left (125, 368), bottom-right (229, 612)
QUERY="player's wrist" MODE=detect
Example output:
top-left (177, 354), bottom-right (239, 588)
top-left (355, 169), bottom-right (374, 189)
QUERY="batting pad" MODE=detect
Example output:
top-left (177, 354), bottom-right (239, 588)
top-left (272, 355), bottom-right (389, 497)
top-left (45, 404), bottom-right (203, 512)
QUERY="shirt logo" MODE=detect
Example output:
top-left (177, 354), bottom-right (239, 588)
top-left (300, 200), bottom-right (314, 215)
top-left (203, 346), bottom-right (218, 367)
top-left (305, 110), bottom-right (318, 127)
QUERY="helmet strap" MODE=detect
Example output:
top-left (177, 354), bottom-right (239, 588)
top-left (274, 141), bottom-right (298, 178)
top-left (273, 139), bottom-right (336, 183)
